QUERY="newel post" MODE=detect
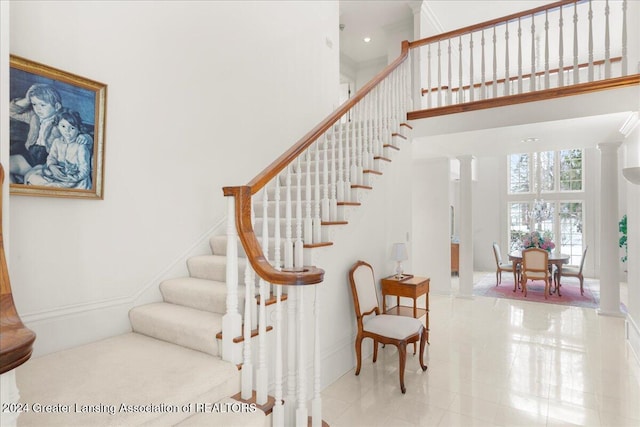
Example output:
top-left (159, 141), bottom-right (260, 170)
top-left (222, 192), bottom-right (242, 363)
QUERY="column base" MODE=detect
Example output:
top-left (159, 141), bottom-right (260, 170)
top-left (596, 308), bottom-right (626, 318)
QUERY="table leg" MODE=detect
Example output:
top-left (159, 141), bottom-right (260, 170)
top-left (413, 297), bottom-right (417, 355)
top-left (556, 265), bottom-right (563, 297)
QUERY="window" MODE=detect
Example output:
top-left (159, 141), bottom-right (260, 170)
top-left (507, 150), bottom-right (585, 266)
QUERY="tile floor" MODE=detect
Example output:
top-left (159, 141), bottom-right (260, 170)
top-left (321, 273), bottom-right (640, 426)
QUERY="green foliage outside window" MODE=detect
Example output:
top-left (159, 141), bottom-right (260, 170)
top-left (619, 214), bottom-right (627, 263)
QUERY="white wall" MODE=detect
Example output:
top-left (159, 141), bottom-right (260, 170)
top-left (5, 0), bottom-right (339, 356)
top-left (411, 157), bottom-right (452, 294)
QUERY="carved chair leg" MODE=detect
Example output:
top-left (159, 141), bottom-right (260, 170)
top-left (355, 335), bottom-right (363, 376)
top-left (397, 341), bottom-right (407, 394)
top-left (419, 329), bottom-right (428, 372)
top-left (373, 339), bottom-right (378, 363)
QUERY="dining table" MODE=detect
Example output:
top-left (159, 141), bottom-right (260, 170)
top-left (509, 250), bottom-right (570, 296)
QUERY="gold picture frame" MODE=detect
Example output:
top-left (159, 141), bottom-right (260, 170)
top-left (9, 55), bottom-right (107, 199)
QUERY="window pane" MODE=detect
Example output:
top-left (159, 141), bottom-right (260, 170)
top-left (509, 202), bottom-right (531, 252)
top-left (509, 153), bottom-right (529, 193)
top-left (559, 202), bottom-right (584, 265)
top-left (539, 151), bottom-right (555, 192)
top-left (559, 149), bottom-right (583, 191)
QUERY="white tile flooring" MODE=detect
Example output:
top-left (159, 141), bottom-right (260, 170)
top-left (321, 273), bottom-right (640, 427)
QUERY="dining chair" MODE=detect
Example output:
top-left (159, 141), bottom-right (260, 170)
top-left (520, 248), bottom-right (551, 299)
top-left (348, 260), bottom-right (427, 394)
top-left (555, 246), bottom-right (588, 295)
top-left (492, 242), bottom-right (518, 286)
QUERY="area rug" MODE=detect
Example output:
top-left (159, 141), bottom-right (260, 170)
top-left (473, 273), bottom-right (600, 309)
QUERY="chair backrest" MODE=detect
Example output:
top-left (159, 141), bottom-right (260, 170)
top-left (522, 248), bottom-right (549, 273)
top-left (578, 245), bottom-right (589, 273)
top-left (492, 242), bottom-right (503, 265)
top-left (348, 260), bottom-right (380, 321)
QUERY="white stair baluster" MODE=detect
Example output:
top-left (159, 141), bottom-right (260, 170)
top-left (311, 285), bottom-right (322, 427)
top-left (223, 196), bottom-right (242, 364)
top-left (241, 198), bottom-right (256, 398)
top-left (304, 149), bottom-right (313, 245)
top-left (343, 117), bottom-right (352, 203)
top-left (256, 190), bottom-right (269, 404)
top-left (272, 282), bottom-right (284, 427)
top-left (329, 131), bottom-right (338, 221)
top-left (295, 286), bottom-right (307, 427)
top-left (273, 176), bottom-right (283, 425)
top-left (469, 33), bottom-right (474, 102)
top-left (356, 103), bottom-right (364, 182)
top-left (284, 166), bottom-right (293, 270)
top-left (321, 134), bottom-right (330, 221)
top-left (336, 121), bottom-right (345, 203)
top-left (351, 104), bottom-right (360, 186)
top-left (313, 140), bottom-right (322, 243)
top-left (285, 284), bottom-right (296, 426)
top-left (294, 157), bottom-right (303, 269)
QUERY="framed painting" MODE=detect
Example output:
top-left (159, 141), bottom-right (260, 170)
top-left (8, 55), bottom-right (107, 199)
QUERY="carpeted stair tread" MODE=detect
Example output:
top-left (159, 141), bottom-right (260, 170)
top-left (160, 277), bottom-right (245, 314)
top-left (187, 254), bottom-right (247, 282)
top-left (15, 332), bottom-right (240, 426)
top-left (129, 302), bottom-right (221, 356)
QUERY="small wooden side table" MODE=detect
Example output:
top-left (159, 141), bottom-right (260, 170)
top-left (380, 275), bottom-right (430, 343)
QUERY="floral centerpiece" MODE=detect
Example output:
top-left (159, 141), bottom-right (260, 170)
top-left (522, 230), bottom-right (555, 252)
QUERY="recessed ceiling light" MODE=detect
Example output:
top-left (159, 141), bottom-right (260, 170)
top-left (363, 37), bottom-right (371, 43)
top-left (521, 137), bottom-right (539, 143)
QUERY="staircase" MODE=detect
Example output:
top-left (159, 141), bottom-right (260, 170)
top-left (8, 2), bottom-right (637, 426)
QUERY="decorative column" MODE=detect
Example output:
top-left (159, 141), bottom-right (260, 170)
top-left (597, 142), bottom-right (624, 317)
top-left (458, 155), bottom-right (474, 298)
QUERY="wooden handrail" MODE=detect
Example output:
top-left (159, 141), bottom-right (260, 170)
top-left (224, 41), bottom-right (411, 286)
top-left (0, 164), bottom-right (36, 374)
top-left (409, 0), bottom-right (584, 49)
top-left (422, 57), bottom-right (624, 95)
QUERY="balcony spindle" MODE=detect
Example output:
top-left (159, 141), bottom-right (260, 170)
top-left (604, 0), bottom-right (611, 78)
top-left (480, 30), bottom-right (486, 100)
top-left (427, 44), bottom-right (432, 109)
top-left (458, 37), bottom-right (463, 102)
top-left (622, 0), bottom-right (627, 75)
top-left (518, 18), bottom-right (523, 93)
top-left (447, 40), bottom-right (453, 104)
top-left (437, 41), bottom-right (442, 107)
top-left (559, 6), bottom-right (565, 87)
top-left (588, 0), bottom-right (594, 81)
top-left (504, 22), bottom-right (510, 95)
top-left (530, 14), bottom-right (536, 92)
top-left (544, 10), bottom-right (550, 89)
top-left (469, 33), bottom-right (475, 102)
top-left (492, 26), bottom-right (498, 98)
top-left (573, 1), bottom-right (579, 84)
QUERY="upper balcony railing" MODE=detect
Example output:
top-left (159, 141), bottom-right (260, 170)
top-left (408, 0), bottom-right (639, 119)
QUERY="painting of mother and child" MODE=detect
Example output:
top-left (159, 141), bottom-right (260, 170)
top-left (9, 56), bottom-right (106, 199)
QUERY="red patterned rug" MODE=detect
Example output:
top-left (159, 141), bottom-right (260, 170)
top-left (473, 273), bottom-right (601, 309)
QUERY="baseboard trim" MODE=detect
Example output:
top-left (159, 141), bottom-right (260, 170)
top-left (627, 315), bottom-right (640, 367)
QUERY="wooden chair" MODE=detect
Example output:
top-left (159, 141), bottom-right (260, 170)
top-left (520, 248), bottom-right (551, 299)
top-left (555, 246), bottom-right (588, 295)
top-left (492, 242), bottom-right (518, 286)
top-left (348, 260), bottom-right (427, 394)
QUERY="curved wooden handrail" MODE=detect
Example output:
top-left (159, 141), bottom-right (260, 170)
top-left (409, 0), bottom-right (583, 49)
top-left (224, 41), bottom-right (411, 286)
top-left (0, 164), bottom-right (36, 374)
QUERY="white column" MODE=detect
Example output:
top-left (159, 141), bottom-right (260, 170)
top-left (458, 155), bottom-right (474, 298)
top-left (1, 371), bottom-right (21, 427)
top-left (597, 142), bottom-right (624, 317)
